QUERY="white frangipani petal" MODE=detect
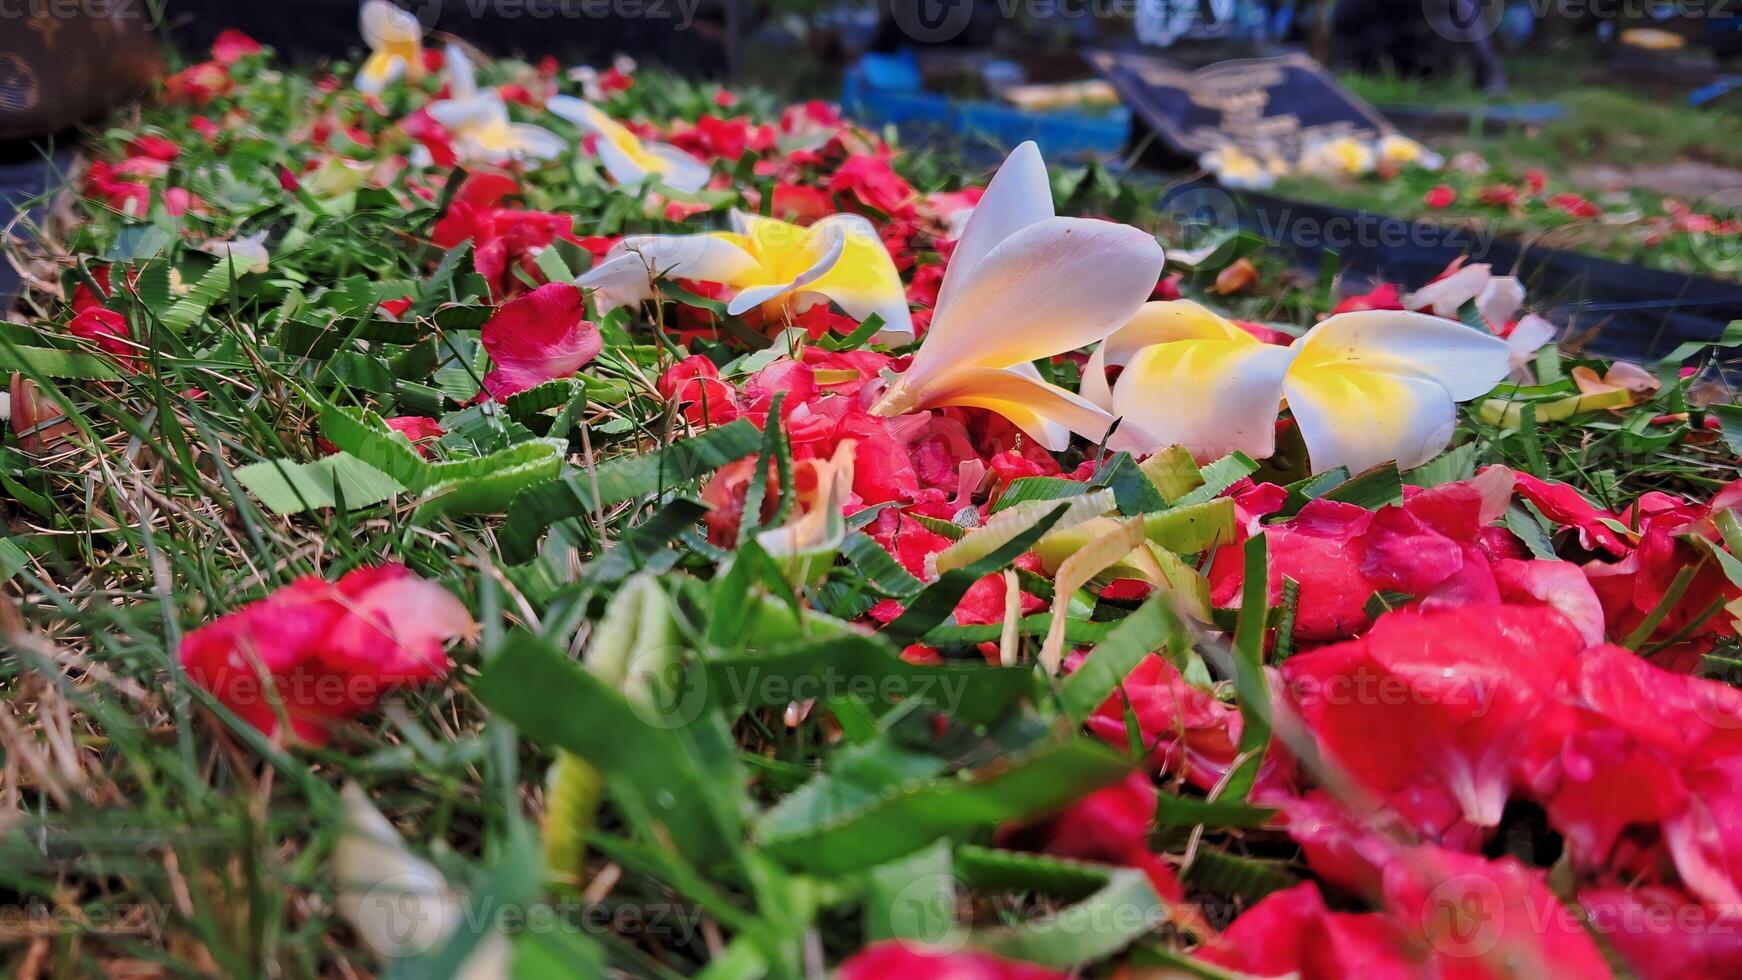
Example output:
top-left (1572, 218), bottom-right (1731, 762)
top-left (577, 235), bottom-right (759, 312)
top-left (1111, 339), bottom-right (1296, 460)
top-left (1405, 261), bottom-right (1491, 319)
top-left (1283, 368), bottom-right (1460, 474)
top-left (902, 216), bottom-right (1166, 393)
top-left (1507, 313), bottom-right (1558, 380)
top-left (504, 124), bottom-right (568, 161)
top-left (1476, 275), bottom-right (1525, 330)
top-left (932, 139), bottom-right (1054, 316)
top-left (1082, 301), bottom-right (1247, 410)
top-left (644, 143), bottom-right (712, 194)
top-left (444, 44), bottom-right (478, 100)
top-left (360, 0), bottom-right (420, 50)
top-left (914, 366), bottom-right (1125, 452)
top-left (1291, 309), bottom-right (1511, 401)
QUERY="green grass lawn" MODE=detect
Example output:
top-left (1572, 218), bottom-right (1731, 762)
top-left (1276, 42), bottom-right (1742, 279)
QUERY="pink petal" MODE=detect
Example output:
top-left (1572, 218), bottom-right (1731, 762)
top-left (481, 282), bottom-right (601, 398)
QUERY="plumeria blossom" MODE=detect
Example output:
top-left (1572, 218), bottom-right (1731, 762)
top-left (422, 46), bottom-right (564, 165)
top-left (577, 209), bottom-right (913, 342)
top-left (546, 95), bottom-right (710, 193)
top-left (1299, 135), bottom-right (1377, 178)
top-left (1199, 143), bottom-right (1281, 189)
top-left (1375, 133), bottom-right (1444, 171)
top-left (355, 0), bottom-right (426, 95)
top-left (868, 141), bottom-right (1165, 451)
top-left (1086, 300), bottom-right (1510, 473)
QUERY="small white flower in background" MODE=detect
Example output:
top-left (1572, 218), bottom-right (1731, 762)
top-left (578, 209), bottom-right (913, 342)
top-left (1448, 151), bottom-right (1491, 176)
top-left (868, 141), bottom-right (1166, 450)
top-left (426, 46), bottom-right (566, 165)
top-left (197, 231), bottom-right (270, 275)
top-left (355, 0), bottom-right (425, 95)
top-left (546, 96), bottom-right (710, 193)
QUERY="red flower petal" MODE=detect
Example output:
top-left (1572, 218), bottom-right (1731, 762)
top-left (480, 283), bottom-right (600, 399)
top-left (211, 29), bottom-right (262, 65)
top-left (1284, 605), bottom-right (1586, 829)
top-left (1507, 470), bottom-right (1630, 557)
top-left (1196, 882), bottom-right (1419, 979)
top-left (1085, 655), bottom-right (1245, 791)
top-left (839, 942), bottom-right (1063, 980)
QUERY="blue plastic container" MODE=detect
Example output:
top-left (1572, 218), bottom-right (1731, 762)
top-left (841, 51), bottom-right (1131, 162)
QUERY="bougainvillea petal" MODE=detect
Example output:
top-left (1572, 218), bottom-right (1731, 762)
top-left (839, 942), bottom-right (1064, 980)
top-left (480, 282), bottom-right (601, 398)
top-left (1285, 605), bottom-right (1586, 828)
top-left (178, 565), bottom-right (471, 744)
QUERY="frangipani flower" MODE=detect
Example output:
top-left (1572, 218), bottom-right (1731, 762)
top-left (867, 141), bottom-right (1165, 451)
top-left (546, 95), bottom-right (710, 193)
top-left (1376, 133), bottom-right (1444, 171)
top-left (1088, 301), bottom-right (1509, 474)
top-left (424, 46), bottom-right (565, 165)
top-left (1299, 135), bottom-right (1376, 178)
top-left (1199, 143), bottom-right (1279, 190)
top-left (355, 0), bottom-right (425, 95)
top-left (577, 209), bottom-right (913, 342)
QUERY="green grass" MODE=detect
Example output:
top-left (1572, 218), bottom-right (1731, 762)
top-left (5, 36), bottom-right (1742, 979)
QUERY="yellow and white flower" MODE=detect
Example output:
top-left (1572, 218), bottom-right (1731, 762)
top-left (546, 96), bottom-right (710, 193)
top-left (424, 46), bottom-right (565, 165)
top-left (867, 141), bottom-right (1166, 451)
top-left (1376, 133), bottom-right (1444, 171)
top-left (577, 209), bottom-right (913, 342)
top-left (355, 0), bottom-right (425, 95)
top-left (1200, 144), bottom-right (1278, 190)
top-left (1086, 301), bottom-right (1510, 474)
top-left (1299, 135), bottom-right (1377, 178)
